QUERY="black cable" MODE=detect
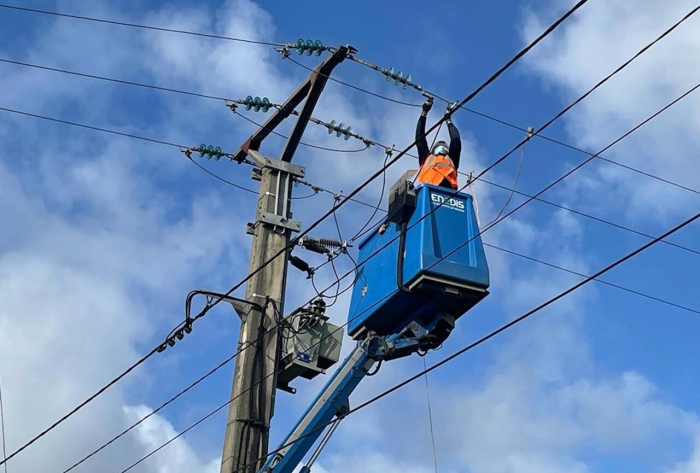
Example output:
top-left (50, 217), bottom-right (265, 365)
top-left (0, 347), bottom-right (158, 466)
top-left (0, 104), bottom-right (259, 194)
top-left (0, 3), bottom-right (287, 47)
top-left (0, 369), bottom-right (7, 473)
top-left (480, 178), bottom-right (700, 258)
top-left (348, 150), bottom-right (391, 242)
top-left (0, 57), bottom-right (232, 101)
top-left (60, 350), bottom-right (241, 473)
top-left (489, 141), bottom-right (526, 225)
top-left (0, 106), bottom-right (185, 148)
top-left (484, 242), bottom-right (700, 316)
top-left (6, 39), bottom-right (694, 205)
top-left (186, 157), bottom-right (257, 193)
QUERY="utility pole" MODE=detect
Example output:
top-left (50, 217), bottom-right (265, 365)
top-left (220, 46), bottom-right (351, 473)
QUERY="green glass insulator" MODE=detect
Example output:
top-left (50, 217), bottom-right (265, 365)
top-left (344, 126), bottom-right (352, 140)
top-left (252, 96), bottom-right (262, 112)
top-left (245, 95), bottom-right (254, 111)
top-left (336, 123), bottom-right (345, 137)
top-left (199, 143), bottom-right (207, 157)
top-left (305, 40), bottom-right (314, 56)
top-left (386, 67), bottom-right (394, 82)
top-left (296, 39), bottom-right (305, 54)
top-left (403, 74), bottom-right (411, 89)
top-left (214, 146), bottom-right (223, 160)
top-left (314, 40), bottom-right (323, 56)
top-left (327, 120), bottom-right (336, 134)
top-left (207, 145), bottom-right (215, 158)
top-left (261, 97), bottom-right (271, 112)
top-left (394, 71), bottom-right (403, 86)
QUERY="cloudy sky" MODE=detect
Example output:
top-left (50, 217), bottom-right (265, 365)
top-left (1, 0), bottom-right (700, 472)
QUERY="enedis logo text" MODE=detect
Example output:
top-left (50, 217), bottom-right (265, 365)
top-left (430, 193), bottom-right (465, 212)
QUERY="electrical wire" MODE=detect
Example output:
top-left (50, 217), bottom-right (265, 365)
top-left (0, 4), bottom-right (288, 47)
top-left (489, 139), bottom-right (526, 225)
top-left (0, 105), bottom-right (258, 194)
top-left (480, 178), bottom-right (700, 258)
top-left (423, 357), bottom-right (438, 473)
top-left (186, 157), bottom-right (257, 193)
top-left (348, 149), bottom-right (392, 242)
top-left (0, 57), bottom-right (232, 101)
top-left (483, 242), bottom-right (700, 316)
top-left (7, 2), bottom-right (696, 205)
top-left (0, 106), bottom-right (185, 148)
top-left (0, 369), bottom-right (7, 473)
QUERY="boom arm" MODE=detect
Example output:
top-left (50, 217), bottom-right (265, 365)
top-left (261, 314), bottom-right (453, 473)
top-left (260, 337), bottom-right (377, 473)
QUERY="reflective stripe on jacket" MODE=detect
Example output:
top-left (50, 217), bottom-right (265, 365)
top-left (416, 154), bottom-right (458, 189)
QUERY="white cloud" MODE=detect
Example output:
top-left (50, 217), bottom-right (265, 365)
top-left (521, 0), bottom-right (700, 224)
top-left (124, 405), bottom-right (220, 473)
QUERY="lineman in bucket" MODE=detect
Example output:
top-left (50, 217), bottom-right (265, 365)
top-left (414, 97), bottom-right (461, 190)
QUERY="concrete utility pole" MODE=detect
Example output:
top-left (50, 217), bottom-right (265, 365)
top-left (220, 46), bottom-right (350, 473)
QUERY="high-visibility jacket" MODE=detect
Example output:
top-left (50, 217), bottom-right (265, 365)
top-left (416, 154), bottom-right (458, 189)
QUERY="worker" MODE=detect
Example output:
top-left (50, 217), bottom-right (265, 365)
top-left (415, 97), bottom-right (461, 190)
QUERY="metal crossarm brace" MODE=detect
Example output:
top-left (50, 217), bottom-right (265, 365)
top-left (232, 45), bottom-right (354, 164)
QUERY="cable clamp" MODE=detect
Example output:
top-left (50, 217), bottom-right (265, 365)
top-left (275, 46), bottom-right (291, 58)
top-left (525, 126), bottom-right (535, 142)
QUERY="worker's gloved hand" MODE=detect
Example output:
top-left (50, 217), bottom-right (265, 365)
top-left (444, 101), bottom-right (457, 123)
top-left (422, 97), bottom-right (433, 114)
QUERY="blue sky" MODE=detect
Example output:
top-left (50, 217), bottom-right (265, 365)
top-left (1, 1), bottom-right (700, 472)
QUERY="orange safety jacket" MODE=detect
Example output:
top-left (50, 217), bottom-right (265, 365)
top-left (416, 154), bottom-right (458, 190)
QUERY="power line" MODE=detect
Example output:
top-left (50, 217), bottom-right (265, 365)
top-left (59, 350), bottom-right (241, 473)
top-left (0, 4), bottom-right (288, 47)
top-left (0, 300), bottom-right (215, 467)
top-left (480, 178), bottom-right (700, 258)
top-left (114, 196), bottom-right (700, 473)
top-left (0, 105), bottom-right (258, 194)
top-left (0, 106), bottom-right (186, 148)
top-left (0, 57), bottom-right (231, 101)
top-left (483, 242), bottom-right (700, 316)
top-left (347, 209), bottom-right (700, 417)
top-left (186, 157), bottom-right (257, 194)
top-left (0, 368), bottom-right (7, 473)
top-left (286, 57), bottom-right (421, 107)
top-left (423, 357), bottom-right (438, 473)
